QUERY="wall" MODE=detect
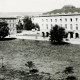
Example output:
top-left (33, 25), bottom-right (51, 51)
top-left (32, 14), bottom-right (80, 38)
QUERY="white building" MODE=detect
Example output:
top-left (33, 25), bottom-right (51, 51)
top-left (32, 12), bottom-right (80, 39)
top-left (0, 17), bottom-right (17, 35)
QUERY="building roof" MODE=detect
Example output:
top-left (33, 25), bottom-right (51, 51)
top-left (0, 17), bottom-right (17, 19)
top-left (32, 13), bottom-right (80, 18)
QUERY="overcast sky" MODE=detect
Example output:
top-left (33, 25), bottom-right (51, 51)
top-left (0, 0), bottom-right (80, 12)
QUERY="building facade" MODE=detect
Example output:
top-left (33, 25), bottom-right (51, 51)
top-left (0, 17), bottom-right (17, 35)
top-left (32, 13), bottom-right (80, 38)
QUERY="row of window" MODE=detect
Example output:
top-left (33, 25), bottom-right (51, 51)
top-left (42, 18), bottom-right (78, 22)
top-left (65, 24), bottom-right (78, 30)
top-left (42, 24), bottom-right (79, 30)
top-left (7, 20), bottom-right (16, 23)
top-left (9, 28), bottom-right (16, 31)
top-left (9, 24), bottom-right (16, 27)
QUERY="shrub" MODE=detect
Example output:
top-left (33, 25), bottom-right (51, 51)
top-left (25, 61), bottom-right (38, 74)
top-left (30, 69), bottom-right (39, 74)
top-left (0, 21), bottom-right (9, 39)
top-left (63, 66), bottom-right (74, 74)
top-left (66, 76), bottom-right (77, 80)
top-left (50, 25), bottom-right (66, 43)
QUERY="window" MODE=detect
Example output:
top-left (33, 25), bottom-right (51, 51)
top-left (76, 27), bottom-right (78, 30)
top-left (65, 24), bottom-right (67, 28)
top-left (60, 19), bottom-right (62, 22)
top-left (76, 24), bottom-right (78, 27)
top-left (42, 24), bottom-right (44, 26)
top-left (76, 18), bottom-right (78, 21)
top-left (10, 24), bottom-right (11, 27)
top-left (13, 24), bottom-right (15, 27)
top-left (70, 18), bottom-right (72, 22)
top-left (55, 19), bottom-right (57, 22)
top-left (47, 27), bottom-right (48, 29)
top-left (42, 19), bottom-right (44, 22)
top-left (76, 24), bottom-right (78, 30)
top-left (50, 19), bottom-right (52, 22)
top-left (65, 18), bottom-right (67, 22)
top-left (13, 24), bottom-right (14, 27)
top-left (46, 19), bottom-right (48, 22)
top-left (51, 24), bottom-right (53, 29)
top-left (70, 24), bottom-right (73, 30)
top-left (46, 24), bottom-right (48, 29)
top-left (9, 28), bottom-right (11, 31)
top-left (11, 20), bottom-right (12, 22)
top-left (51, 24), bottom-right (53, 27)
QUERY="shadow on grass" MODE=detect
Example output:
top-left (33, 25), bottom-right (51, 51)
top-left (0, 38), bottom-right (16, 41)
top-left (51, 42), bottom-right (70, 45)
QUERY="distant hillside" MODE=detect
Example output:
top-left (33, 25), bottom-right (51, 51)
top-left (43, 5), bottom-right (80, 14)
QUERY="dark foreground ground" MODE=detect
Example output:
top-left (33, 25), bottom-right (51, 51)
top-left (0, 39), bottom-right (80, 80)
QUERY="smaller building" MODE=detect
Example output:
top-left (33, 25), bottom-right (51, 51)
top-left (0, 17), bottom-right (17, 35)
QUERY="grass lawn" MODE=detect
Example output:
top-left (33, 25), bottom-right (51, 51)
top-left (0, 39), bottom-right (80, 79)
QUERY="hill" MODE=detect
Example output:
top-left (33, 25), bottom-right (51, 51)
top-left (43, 5), bottom-right (80, 14)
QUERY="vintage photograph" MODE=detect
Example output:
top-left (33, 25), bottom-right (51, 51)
top-left (0, 0), bottom-right (80, 80)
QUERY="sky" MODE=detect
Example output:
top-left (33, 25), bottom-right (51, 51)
top-left (0, 0), bottom-right (80, 12)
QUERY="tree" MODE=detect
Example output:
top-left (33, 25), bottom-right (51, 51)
top-left (0, 21), bottom-right (9, 39)
top-left (63, 66), bottom-right (74, 74)
top-left (16, 20), bottom-right (23, 33)
top-left (50, 25), bottom-right (66, 43)
top-left (35, 24), bottom-right (40, 31)
top-left (25, 61), bottom-right (34, 71)
top-left (25, 61), bottom-right (38, 74)
top-left (66, 76), bottom-right (77, 80)
top-left (23, 17), bottom-right (35, 30)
